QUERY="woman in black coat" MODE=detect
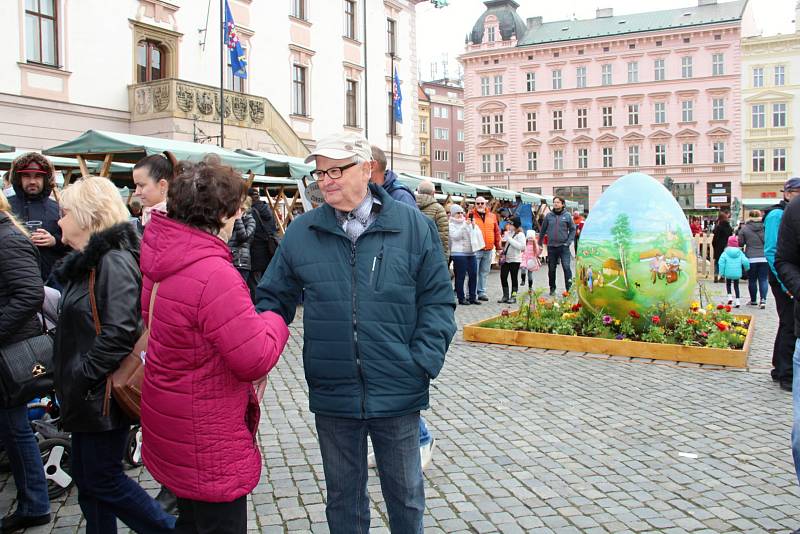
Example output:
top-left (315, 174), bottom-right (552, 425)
top-left (0, 191), bottom-right (51, 532)
top-left (53, 177), bottom-right (174, 534)
top-left (712, 211), bottom-right (733, 283)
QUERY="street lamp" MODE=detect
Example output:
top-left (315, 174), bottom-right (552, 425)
top-left (506, 167), bottom-right (512, 190)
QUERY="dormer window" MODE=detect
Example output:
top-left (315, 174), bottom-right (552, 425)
top-left (487, 26), bottom-right (496, 42)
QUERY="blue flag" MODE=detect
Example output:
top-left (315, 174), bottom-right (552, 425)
top-left (224, 0), bottom-right (247, 79)
top-left (393, 67), bottom-right (403, 124)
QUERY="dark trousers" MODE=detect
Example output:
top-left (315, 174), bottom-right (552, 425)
top-left (547, 245), bottom-right (572, 293)
top-left (747, 262), bottom-right (769, 303)
top-left (500, 262), bottom-right (520, 297)
top-left (71, 426), bottom-right (176, 534)
top-left (452, 255), bottom-right (477, 302)
top-left (725, 278), bottom-right (740, 298)
top-left (175, 495), bottom-right (247, 534)
top-left (0, 404), bottom-right (49, 517)
top-left (771, 278), bottom-right (796, 382)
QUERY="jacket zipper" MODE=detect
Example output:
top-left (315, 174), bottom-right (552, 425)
top-left (350, 240), bottom-right (367, 418)
top-left (368, 248), bottom-right (384, 290)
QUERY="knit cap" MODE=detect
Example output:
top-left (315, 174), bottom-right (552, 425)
top-left (526, 230), bottom-right (536, 240)
top-left (450, 204), bottom-right (464, 216)
top-left (727, 235), bottom-right (739, 247)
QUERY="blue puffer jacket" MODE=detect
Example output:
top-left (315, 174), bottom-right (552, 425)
top-left (256, 185), bottom-right (456, 418)
top-left (718, 246), bottom-right (750, 281)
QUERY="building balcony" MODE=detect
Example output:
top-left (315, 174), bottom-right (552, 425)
top-left (746, 127), bottom-right (793, 139)
top-left (128, 78), bottom-right (307, 155)
top-left (744, 171), bottom-right (790, 184)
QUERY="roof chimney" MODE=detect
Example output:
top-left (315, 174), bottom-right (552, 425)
top-left (698, 0), bottom-right (717, 5)
top-left (596, 8), bottom-right (613, 18)
top-left (526, 16), bottom-right (542, 30)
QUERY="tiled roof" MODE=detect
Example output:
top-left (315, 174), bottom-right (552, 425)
top-left (518, 0), bottom-right (747, 46)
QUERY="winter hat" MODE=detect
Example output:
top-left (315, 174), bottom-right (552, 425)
top-left (450, 204), bottom-right (464, 216)
top-left (509, 216), bottom-right (521, 228)
top-left (727, 235), bottom-right (739, 247)
top-left (526, 230), bottom-right (536, 240)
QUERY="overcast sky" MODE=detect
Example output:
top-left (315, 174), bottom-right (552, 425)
top-left (416, 0), bottom-right (797, 81)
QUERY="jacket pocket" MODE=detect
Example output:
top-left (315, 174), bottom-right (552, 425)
top-left (369, 249), bottom-right (385, 291)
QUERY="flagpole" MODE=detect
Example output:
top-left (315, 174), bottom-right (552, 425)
top-left (219, 0), bottom-right (225, 148)
top-left (390, 52), bottom-right (395, 171)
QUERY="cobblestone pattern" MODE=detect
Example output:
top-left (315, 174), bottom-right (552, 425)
top-left (3, 269), bottom-right (796, 533)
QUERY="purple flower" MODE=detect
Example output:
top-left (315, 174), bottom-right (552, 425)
top-left (602, 315), bottom-right (613, 325)
top-left (615, 334), bottom-right (625, 340)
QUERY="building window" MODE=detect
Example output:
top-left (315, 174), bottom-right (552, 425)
top-left (628, 145), bottom-right (640, 167)
top-left (457, 108), bottom-right (463, 120)
top-left (601, 64), bottom-right (612, 86)
top-left (682, 143), bottom-right (694, 165)
top-left (775, 65), bottom-right (786, 86)
top-left (137, 40), bottom-right (165, 82)
top-left (681, 56), bottom-right (693, 78)
top-left (493, 115), bottom-right (503, 134)
top-left (673, 182), bottom-right (695, 209)
top-left (552, 69), bottom-right (562, 90)
top-left (552, 110), bottom-right (563, 130)
top-left (577, 108), bottom-right (587, 129)
top-left (434, 127), bottom-right (449, 140)
top-left (386, 18), bottom-right (396, 55)
top-left (655, 144), bottom-right (666, 166)
top-left (434, 172), bottom-right (448, 180)
top-left (481, 154), bottom-right (491, 173)
top-left (291, 65), bottom-right (307, 116)
top-left (487, 26), bottom-right (496, 42)
top-left (773, 103), bottom-right (787, 127)
top-left (527, 151), bottom-right (538, 171)
top-left (753, 67), bottom-right (764, 87)
top-left (712, 98), bottom-right (725, 121)
top-left (481, 116), bottom-right (491, 134)
top-left (576, 66), bottom-right (586, 88)
top-left (602, 106), bottom-right (613, 127)
top-left (526, 71), bottom-right (536, 92)
top-left (458, 172), bottom-right (464, 181)
top-left (291, 0), bottom-right (306, 20)
top-left (434, 150), bottom-right (449, 162)
top-left (457, 130), bottom-right (464, 141)
top-left (494, 75), bottom-right (503, 95)
top-left (774, 148), bottom-right (787, 171)
top-left (752, 149), bottom-right (765, 172)
top-left (654, 58), bottom-right (665, 81)
top-left (494, 153), bottom-right (504, 172)
top-left (681, 100), bottom-right (694, 122)
top-left (713, 142), bottom-right (725, 164)
top-left (602, 147), bottom-right (613, 168)
top-left (712, 53), bottom-right (724, 76)
top-left (553, 150), bottom-right (563, 170)
top-left (627, 61), bottom-right (638, 83)
top-left (458, 151), bottom-right (464, 163)
top-left (480, 77), bottom-right (490, 96)
top-left (752, 104), bottom-right (765, 128)
top-left (420, 140), bottom-right (427, 156)
top-left (433, 106), bottom-right (448, 119)
top-left (226, 51), bottom-right (247, 92)
top-left (627, 104), bottom-right (639, 126)
top-left (577, 148), bottom-right (588, 169)
top-left (654, 102), bottom-right (666, 124)
top-left (344, 0), bottom-right (357, 39)
top-left (344, 80), bottom-right (358, 127)
top-left (25, 0), bottom-right (58, 66)
top-left (526, 112), bottom-right (537, 132)
top-left (420, 120), bottom-right (427, 134)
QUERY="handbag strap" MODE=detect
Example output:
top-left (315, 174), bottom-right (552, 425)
top-left (88, 270), bottom-right (160, 336)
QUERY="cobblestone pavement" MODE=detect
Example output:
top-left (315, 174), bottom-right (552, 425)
top-left (4, 268), bottom-right (797, 533)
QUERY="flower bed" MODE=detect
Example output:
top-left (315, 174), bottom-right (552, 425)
top-left (462, 293), bottom-right (754, 368)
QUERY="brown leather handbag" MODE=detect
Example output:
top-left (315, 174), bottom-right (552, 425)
top-left (89, 270), bottom-right (159, 420)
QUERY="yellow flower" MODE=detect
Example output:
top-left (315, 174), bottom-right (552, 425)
top-left (706, 304), bottom-right (714, 310)
top-left (614, 320), bottom-right (620, 326)
top-left (690, 301), bottom-right (700, 310)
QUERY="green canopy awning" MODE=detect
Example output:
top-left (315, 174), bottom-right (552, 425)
top-left (43, 130), bottom-right (266, 174)
top-left (0, 143), bottom-right (15, 153)
top-left (236, 149), bottom-right (312, 179)
top-left (460, 181), bottom-right (492, 194)
top-left (486, 187), bottom-right (518, 202)
top-left (0, 150), bottom-right (133, 174)
top-left (400, 172), bottom-right (476, 196)
top-left (251, 175), bottom-right (299, 187)
top-left (397, 174), bottom-right (423, 190)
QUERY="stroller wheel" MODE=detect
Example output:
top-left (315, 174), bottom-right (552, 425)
top-left (39, 438), bottom-right (73, 499)
top-left (125, 425), bottom-right (143, 468)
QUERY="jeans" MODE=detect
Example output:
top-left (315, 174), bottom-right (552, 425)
top-left (500, 262), bottom-right (520, 297)
top-left (419, 418), bottom-right (431, 446)
top-left (792, 340), bottom-right (800, 485)
top-left (452, 255), bottom-right (477, 302)
top-left (725, 278), bottom-right (740, 298)
top-left (475, 249), bottom-right (493, 297)
top-left (175, 496), bottom-right (246, 534)
top-left (747, 262), bottom-right (769, 303)
top-left (772, 278), bottom-right (796, 382)
top-left (315, 413), bottom-right (424, 534)
top-left (547, 245), bottom-right (573, 293)
top-left (0, 405), bottom-right (49, 517)
top-left (71, 426), bottom-right (176, 534)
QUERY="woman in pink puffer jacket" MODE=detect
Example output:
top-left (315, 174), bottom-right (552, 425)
top-left (139, 157), bottom-right (289, 533)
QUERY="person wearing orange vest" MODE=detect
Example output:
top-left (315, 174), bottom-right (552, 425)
top-left (470, 196), bottom-right (502, 300)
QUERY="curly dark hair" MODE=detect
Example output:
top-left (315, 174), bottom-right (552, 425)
top-left (10, 152), bottom-right (55, 188)
top-left (167, 155), bottom-right (245, 235)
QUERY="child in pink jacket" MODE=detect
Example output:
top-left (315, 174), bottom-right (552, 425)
top-left (520, 229), bottom-right (541, 289)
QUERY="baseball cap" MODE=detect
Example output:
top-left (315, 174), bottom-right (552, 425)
top-left (782, 177), bottom-right (800, 192)
top-left (304, 132), bottom-right (372, 164)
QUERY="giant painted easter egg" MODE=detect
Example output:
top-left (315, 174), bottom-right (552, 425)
top-left (576, 172), bottom-right (697, 319)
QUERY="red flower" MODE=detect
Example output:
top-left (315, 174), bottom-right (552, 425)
top-left (629, 310), bottom-right (641, 319)
top-left (571, 303), bottom-right (581, 312)
top-left (716, 304), bottom-right (725, 310)
top-left (725, 305), bottom-right (732, 313)
top-left (501, 309), bottom-right (510, 317)
top-left (686, 318), bottom-right (697, 325)
top-left (715, 322), bottom-right (727, 331)
top-left (562, 291), bottom-right (570, 297)
top-left (700, 331), bottom-right (708, 337)
top-left (651, 316), bottom-right (661, 325)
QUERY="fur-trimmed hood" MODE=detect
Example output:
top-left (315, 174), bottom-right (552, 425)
top-left (55, 222), bottom-right (140, 282)
top-left (10, 152), bottom-right (56, 200)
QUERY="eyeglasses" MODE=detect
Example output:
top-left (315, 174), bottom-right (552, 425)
top-left (475, 202), bottom-right (486, 206)
top-left (310, 162), bottom-right (358, 181)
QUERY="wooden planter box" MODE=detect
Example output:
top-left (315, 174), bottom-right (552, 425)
top-left (463, 314), bottom-right (754, 368)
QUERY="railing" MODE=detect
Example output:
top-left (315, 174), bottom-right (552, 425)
top-left (744, 171), bottom-right (789, 184)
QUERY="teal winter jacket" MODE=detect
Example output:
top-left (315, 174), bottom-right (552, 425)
top-left (717, 247), bottom-right (750, 281)
top-left (256, 185), bottom-right (456, 419)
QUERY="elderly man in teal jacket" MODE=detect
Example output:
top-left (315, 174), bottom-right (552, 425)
top-left (256, 132), bottom-right (456, 533)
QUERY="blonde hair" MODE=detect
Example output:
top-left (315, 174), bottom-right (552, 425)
top-left (60, 176), bottom-right (129, 233)
top-left (0, 189), bottom-right (29, 237)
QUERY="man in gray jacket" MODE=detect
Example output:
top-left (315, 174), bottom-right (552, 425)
top-left (538, 196), bottom-right (576, 296)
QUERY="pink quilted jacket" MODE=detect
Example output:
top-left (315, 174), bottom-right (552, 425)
top-left (139, 211), bottom-right (289, 502)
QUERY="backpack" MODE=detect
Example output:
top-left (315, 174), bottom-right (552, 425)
top-left (250, 207), bottom-right (280, 272)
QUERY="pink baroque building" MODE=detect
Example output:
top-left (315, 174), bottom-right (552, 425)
top-left (460, 0), bottom-right (757, 210)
